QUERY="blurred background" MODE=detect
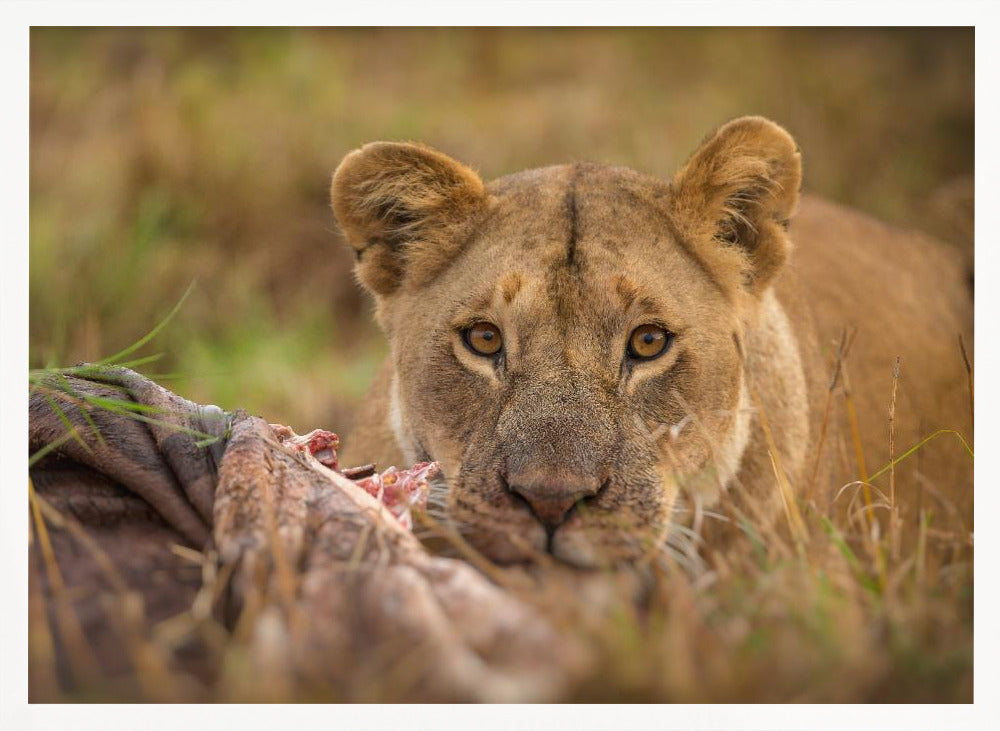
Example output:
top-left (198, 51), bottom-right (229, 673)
top-left (29, 28), bottom-right (973, 433)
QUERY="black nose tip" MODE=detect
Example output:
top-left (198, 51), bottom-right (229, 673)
top-left (505, 470), bottom-right (603, 528)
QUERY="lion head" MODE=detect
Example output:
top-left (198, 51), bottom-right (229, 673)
top-left (331, 117), bottom-right (802, 568)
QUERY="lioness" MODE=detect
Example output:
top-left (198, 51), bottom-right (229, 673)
top-left (331, 117), bottom-right (973, 568)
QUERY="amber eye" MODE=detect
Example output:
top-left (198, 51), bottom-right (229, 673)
top-left (463, 321), bottom-right (503, 356)
top-left (628, 324), bottom-right (673, 360)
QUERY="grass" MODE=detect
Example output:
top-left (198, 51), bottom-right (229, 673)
top-left (28, 27), bottom-right (974, 703)
top-left (27, 323), bottom-right (974, 702)
top-left (28, 470), bottom-right (974, 702)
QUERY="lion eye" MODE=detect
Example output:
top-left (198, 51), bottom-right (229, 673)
top-left (627, 324), bottom-right (673, 360)
top-left (463, 321), bottom-right (503, 356)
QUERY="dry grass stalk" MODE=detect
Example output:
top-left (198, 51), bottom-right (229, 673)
top-left (839, 334), bottom-right (887, 590)
top-left (27, 478), bottom-right (104, 689)
top-left (256, 464), bottom-right (301, 626)
top-left (888, 356), bottom-right (901, 561)
top-left (747, 383), bottom-right (808, 549)
top-left (958, 333), bottom-right (973, 427)
top-left (413, 509), bottom-right (533, 591)
top-left (808, 328), bottom-right (857, 503)
top-left (27, 545), bottom-right (59, 700)
top-left (33, 490), bottom-right (182, 701)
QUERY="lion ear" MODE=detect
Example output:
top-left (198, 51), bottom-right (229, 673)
top-left (331, 142), bottom-right (487, 296)
top-left (669, 116), bottom-right (801, 296)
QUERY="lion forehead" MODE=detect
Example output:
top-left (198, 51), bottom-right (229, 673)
top-left (481, 162), bottom-right (674, 259)
top-left (438, 165), bottom-right (721, 331)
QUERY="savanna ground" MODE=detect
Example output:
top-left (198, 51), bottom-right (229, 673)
top-left (30, 28), bottom-right (974, 702)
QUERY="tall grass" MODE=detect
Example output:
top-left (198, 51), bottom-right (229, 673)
top-left (28, 331), bottom-right (974, 702)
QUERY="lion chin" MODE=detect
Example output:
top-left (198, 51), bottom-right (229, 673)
top-left (450, 497), bottom-right (660, 570)
top-left (464, 523), bottom-right (639, 570)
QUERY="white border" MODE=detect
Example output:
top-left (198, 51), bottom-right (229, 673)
top-left (8, 704), bottom-right (1000, 731)
top-left (3, 2), bottom-right (998, 730)
top-left (974, 9), bottom-right (999, 730)
top-left (5, 1), bottom-right (995, 28)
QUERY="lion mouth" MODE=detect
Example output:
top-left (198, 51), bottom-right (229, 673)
top-left (498, 472), bottom-right (612, 553)
top-left (419, 459), bottom-right (655, 569)
top-left (426, 472), bottom-right (649, 570)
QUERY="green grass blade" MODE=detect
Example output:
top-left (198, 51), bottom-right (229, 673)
top-left (39, 393), bottom-right (94, 456)
top-left (869, 429), bottom-right (974, 483)
top-left (28, 431), bottom-right (77, 469)
top-left (102, 352), bottom-right (165, 371)
top-left (78, 393), bottom-right (167, 415)
top-left (94, 281), bottom-right (195, 367)
top-left (820, 516), bottom-right (880, 596)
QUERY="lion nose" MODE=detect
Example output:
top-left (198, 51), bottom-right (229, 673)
top-left (506, 470), bottom-right (603, 528)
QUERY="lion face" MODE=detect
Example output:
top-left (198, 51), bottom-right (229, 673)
top-left (332, 117), bottom-right (801, 567)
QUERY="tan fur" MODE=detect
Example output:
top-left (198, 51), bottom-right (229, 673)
top-left (331, 141), bottom-right (488, 297)
top-left (331, 117), bottom-right (973, 568)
